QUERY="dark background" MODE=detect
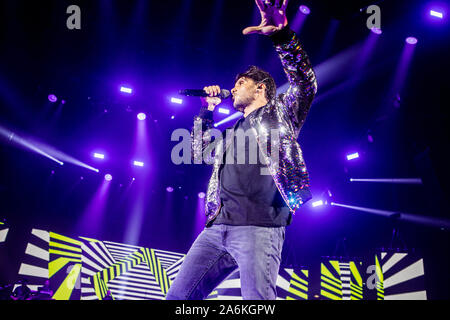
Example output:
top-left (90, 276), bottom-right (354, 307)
top-left (0, 0), bottom-right (449, 298)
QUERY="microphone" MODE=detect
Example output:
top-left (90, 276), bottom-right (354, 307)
top-left (179, 89), bottom-right (231, 100)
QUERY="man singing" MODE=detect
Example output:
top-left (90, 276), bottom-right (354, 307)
top-left (166, 0), bottom-right (317, 300)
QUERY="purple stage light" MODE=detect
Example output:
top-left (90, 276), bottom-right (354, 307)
top-left (218, 108), bottom-right (230, 115)
top-left (120, 86), bottom-right (133, 94)
top-left (77, 173), bottom-right (112, 236)
top-left (171, 97), bottom-right (183, 104)
top-left (198, 192), bottom-right (206, 199)
top-left (346, 152), bottom-right (359, 160)
top-left (133, 160), bottom-right (144, 167)
top-left (93, 152), bottom-right (105, 159)
top-left (312, 200), bottom-right (324, 207)
top-left (171, 115), bottom-right (175, 119)
top-left (371, 27), bottom-right (382, 35)
top-left (166, 186), bottom-right (174, 192)
top-left (430, 10), bottom-right (443, 18)
top-left (406, 37), bottom-right (418, 45)
top-left (299, 5), bottom-right (310, 15)
top-left (48, 94), bottom-right (58, 103)
top-left (137, 113), bottom-right (146, 120)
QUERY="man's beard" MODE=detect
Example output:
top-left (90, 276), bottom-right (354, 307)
top-left (232, 93), bottom-right (254, 112)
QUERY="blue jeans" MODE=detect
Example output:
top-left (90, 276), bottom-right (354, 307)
top-left (165, 224), bottom-right (285, 300)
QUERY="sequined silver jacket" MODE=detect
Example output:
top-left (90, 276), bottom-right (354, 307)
top-left (191, 28), bottom-right (317, 226)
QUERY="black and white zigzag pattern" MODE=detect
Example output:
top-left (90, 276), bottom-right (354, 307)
top-left (339, 262), bottom-right (351, 300)
top-left (81, 240), bottom-right (186, 300)
top-left (378, 251), bottom-right (427, 300)
top-left (80, 239), bottom-right (116, 300)
top-left (205, 268), bottom-right (298, 300)
top-left (15, 229), bottom-right (50, 292)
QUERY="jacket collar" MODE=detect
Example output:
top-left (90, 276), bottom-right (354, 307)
top-left (246, 102), bottom-right (270, 125)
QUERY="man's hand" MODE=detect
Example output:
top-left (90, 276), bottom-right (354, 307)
top-left (201, 85), bottom-right (222, 111)
top-left (243, 0), bottom-right (289, 36)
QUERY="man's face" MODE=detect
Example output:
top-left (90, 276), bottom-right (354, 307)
top-left (231, 77), bottom-right (257, 112)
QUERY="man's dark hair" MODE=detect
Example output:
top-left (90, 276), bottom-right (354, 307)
top-left (236, 65), bottom-right (277, 102)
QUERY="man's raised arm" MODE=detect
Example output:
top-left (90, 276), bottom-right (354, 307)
top-left (242, 0), bottom-right (317, 132)
top-left (271, 27), bottom-right (317, 132)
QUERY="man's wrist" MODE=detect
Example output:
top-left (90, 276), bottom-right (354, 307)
top-left (269, 26), bottom-right (294, 45)
top-left (199, 107), bottom-right (214, 120)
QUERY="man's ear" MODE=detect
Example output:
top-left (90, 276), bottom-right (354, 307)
top-left (257, 84), bottom-right (266, 96)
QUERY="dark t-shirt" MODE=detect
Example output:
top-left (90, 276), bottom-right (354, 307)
top-left (212, 116), bottom-right (291, 227)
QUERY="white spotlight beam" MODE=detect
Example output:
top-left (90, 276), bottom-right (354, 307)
top-left (0, 126), bottom-right (64, 166)
top-left (330, 202), bottom-right (450, 229)
top-left (214, 111), bottom-right (243, 127)
top-left (30, 140), bottom-right (99, 172)
top-left (349, 178), bottom-right (422, 184)
top-left (330, 202), bottom-right (394, 217)
top-left (0, 125), bottom-right (98, 172)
